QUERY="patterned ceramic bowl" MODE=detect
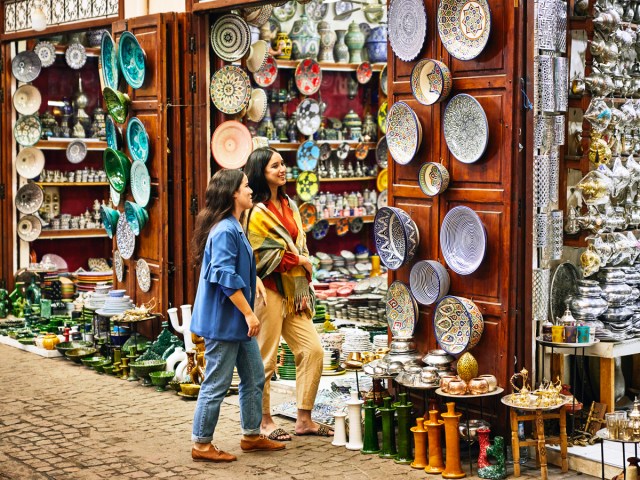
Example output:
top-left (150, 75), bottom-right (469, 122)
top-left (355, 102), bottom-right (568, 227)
top-left (419, 162), bottom-right (450, 196)
top-left (434, 296), bottom-right (484, 355)
top-left (411, 59), bottom-right (452, 106)
top-left (409, 260), bottom-right (450, 305)
top-left (374, 206), bottom-right (420, 270)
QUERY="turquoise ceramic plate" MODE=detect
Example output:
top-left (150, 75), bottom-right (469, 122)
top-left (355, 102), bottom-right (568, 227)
top-left (118, 31), bottom-right (146, 89)
top-left (100, 31), bottom-right (119, 90)
top-left (105, 116), bottom-right (122, 150)
top-left (130, 160), bottom-right (151, 208)
top-left (126, 117), bottom-right (150, 163)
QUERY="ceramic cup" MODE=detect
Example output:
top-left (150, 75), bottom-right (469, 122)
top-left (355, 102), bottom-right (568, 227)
top-left (551, 325), bottom-right (565, 343)
top-left (439, 375), bottom-right (459, 393)
top-left (478, 374), bottom-right (498, 392)
top-left (468, 377), bottom-right (490, 395)
top-left (564, 325), bottom-right (578, 343)
top-left (577, 325), bottom-right (590, 343)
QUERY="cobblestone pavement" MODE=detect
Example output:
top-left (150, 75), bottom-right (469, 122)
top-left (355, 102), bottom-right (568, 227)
top-left (0, 344), bottom-right (598, 480)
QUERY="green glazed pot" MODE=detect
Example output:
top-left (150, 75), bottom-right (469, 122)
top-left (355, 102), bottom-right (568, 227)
top-left (103, 87), bottom-right (131, 124)
top-left (104, 148), bottom-right (131, 193)
top-left (100, 204), bottom-right (120, 239)
top-left (124, 200), bottom-right (149, 236)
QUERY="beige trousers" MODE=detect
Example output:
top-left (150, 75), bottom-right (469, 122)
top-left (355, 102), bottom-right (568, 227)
top-left (255, 287), bottom-right (324, 412)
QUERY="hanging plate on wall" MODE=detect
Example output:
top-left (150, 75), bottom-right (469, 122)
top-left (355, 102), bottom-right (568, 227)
top-left (114, 250), bottom-right (124, 283)
top-left (118, 31), bottom-right (146, 89)
top-left (16, 147), bottom-right (45, 179)
top-left (440, 205), bottom-right (487, 275)
top-left (388, 0), bottom-right (427, 62)
top-left (210, 65), bottom-right (251, 115)
top-left (297, 140), bottom-right (321, 171)
top-left (17, 215), bottom-right (42, 242)
top-left (295, 58), bottom-right (322, 96)
top-left (253, 54), bottom-right (279, 87)
top-left (13, 85), bottom-right (42, 115)
top-left (210, 13), bottom-right (252, 62)
top-left (126, 117), bottom-right (150, 164)
top-left (437, 0), bottom-right (491, 61)
top-left (386, 101), bottom-right (422, 165)
top-left (100, 31), bottom-right (119, 90)
top-left (443, 93), bottom-right (489, 164)
top-left (14, 115), bottom-right (42, 147)
top-left (15, 183), bottom-right (44, 215)
top-left (410, 59), bottom-right (452, 106)
top-left (296, 98), bottom-right (322, 136)
top-left (65, 43), bottom-right (87, 70)
top-left (130, 160), bottom-right (151, 208)
top-left (34, 41), bottom-right (56, 68)
top-left (296, 171), bottom-right (320, 201)
top-left (12, 51), bottom-right (42, 83)
top-left (136, 258), bottom-right (151, 293)
top-left (211, 120), bottom-right (253, 169)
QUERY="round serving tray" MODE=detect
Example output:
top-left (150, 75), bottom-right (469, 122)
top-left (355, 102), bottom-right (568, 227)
top-left (435, 386), bottom-right (504, 399)
top-left (535, 336), bottom-right (600, 348)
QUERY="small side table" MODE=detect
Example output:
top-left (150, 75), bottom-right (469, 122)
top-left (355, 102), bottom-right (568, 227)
top-left (595, 428), bottom-right (639, 480)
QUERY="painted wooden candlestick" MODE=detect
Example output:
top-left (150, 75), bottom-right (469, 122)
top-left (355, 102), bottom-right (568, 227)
top-left (394, 393), bottom-right (414, 464)
top-left (378, 397), bottom-right (397, 459)
top-left (362, 399), bottom-right (380, 454)
top-left (442, 402), bottom-right (466, 478)
top-left (424, 409), bottom-right (445, 474)
top-left (410, 417), bottom-right (428, 469)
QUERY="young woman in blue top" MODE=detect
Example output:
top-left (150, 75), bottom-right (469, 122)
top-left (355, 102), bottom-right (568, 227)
top-left (190, 169), bottom-right (285, 463)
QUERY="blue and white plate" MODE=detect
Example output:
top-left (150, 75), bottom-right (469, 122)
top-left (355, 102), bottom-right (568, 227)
top-left (374, 206), bottom-right (420, 270)
top-left (443, 93), bottom-right (488, 164)
top-left (126, 117), bottom-right (150, 163)
top-left (440, 205), bottom-right (486, 275)
top-left (297, 140), bottom-right (320, 171)
top-left (386, 101), bottom-right (422, 165)
top-left (409, 260), bottom-right (450, 305)
top-left (312, 219), bottom-right (330, 240)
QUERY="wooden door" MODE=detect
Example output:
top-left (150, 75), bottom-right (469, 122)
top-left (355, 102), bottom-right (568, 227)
top-left (0, 44), bottom-right (9, 289)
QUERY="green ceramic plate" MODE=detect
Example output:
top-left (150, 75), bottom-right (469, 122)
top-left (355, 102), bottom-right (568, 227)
top-left (103, 87), bottom-right (130, 124)
top-left (118, 31), bottom-right (146, 89)
top-left (126, 117), bottom-right (150, 163)
top-left (104, 148), bottom-right (131, 193)
top-left (130, 160), bottom-right (151, 208)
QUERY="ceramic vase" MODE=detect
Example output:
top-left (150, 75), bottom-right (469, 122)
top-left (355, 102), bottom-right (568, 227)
top-left (332, 411), bottom-right (347, 446)
top-left (361, 399), bottom-right (380, 454)
top-left (477, 427), bottom-right (491, 469)
top-left (346, 391), bottom-right (364, 450)
top-left (478, 436), bottom-right (506, 479)
top-left (290, 14), bottom-right (319, 60)
top-left (334, 30), bottom-right (350, 63)
top-left (394, 393), bottom-right (413, 464)
top-left (365, 23), bottom-right (387, 63)
top-left (425, 409), bottom-right (445, 474)
top-left (442, 402), bottom-right (466, 478)
top-left (378, 397), bottom-right (397, 458)
top-left (274, 32), bottom-right (292, 60)
top-left (318, 21), bottom-right (336, 63)
top-left (345, 21), bottom-right (365, 63)
top-left (410, 417), bottom-right (428, 469)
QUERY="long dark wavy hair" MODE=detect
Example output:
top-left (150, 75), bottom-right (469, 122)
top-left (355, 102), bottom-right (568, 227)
top-left (191, 169), bottom-right (245, 268)
top-left (244, 147), bottom-right (286, 204)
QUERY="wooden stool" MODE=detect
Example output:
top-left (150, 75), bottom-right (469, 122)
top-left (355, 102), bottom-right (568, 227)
top-left (508, 405), bottom-right (568, 480)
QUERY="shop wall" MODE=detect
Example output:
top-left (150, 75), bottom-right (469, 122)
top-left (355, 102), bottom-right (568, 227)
top-left (124, 0), bottom-right (187, 18)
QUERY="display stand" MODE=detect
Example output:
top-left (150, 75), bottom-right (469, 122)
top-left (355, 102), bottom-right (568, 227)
top-left (595, 428), bottom-right (640, 480)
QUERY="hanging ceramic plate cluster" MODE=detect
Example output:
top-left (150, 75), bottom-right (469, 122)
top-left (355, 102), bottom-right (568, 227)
top-left (295, 59), bottom-right (322, 96)
top-left (443, 93), bottom-right (489, 164)
top-left (211, 14), bottom-right (252, 62)
top-left (127, 117), bottom-right (150, 163)
top-left (13, 85), bottom-right (42, 115)
top-left (14, 115), bottom-right (42, 147)
top-left (296, 98), bottom-right (322, 136)
top-left (253, 54), bottom-right (278, 87)
top-left (386, 102), bottom-right (422, 165)
top-left (211, 120), bottom-right (253, 169)
top-left (130, 161), bottom-right (151, 208)
top-left (12, 51), bottom-right (42, 83)
top-left (440, 205), bottom-right (486, 275)
top-left (65, 43), bottom-right (87, 69)
top-left (17, 215), bottom-right (42, 242)
top-left (411, 59), bottom-right (452, 106)
top-left (118, 31), bottom-right (146, 89)
top-left (386, 281), bottom-right (418, 338)
top-left (210, 65), bottom-right (251, 115)
top-left (296, 171), bottom-right (320, 201)
top-left (437, 0), bottom-right (491, 61)
top-left (34, 41), bottom-right (56, 68)
top-left (16, 147), bottom-right (45, 179)
top-left (101, 31), bottom-right (120, 90)
top-left (297, 141), bottom-right (320, 171)
top-left (388, 0), bottom-right (427, 62)
top-left (136, 258), bottom-right (151, 293)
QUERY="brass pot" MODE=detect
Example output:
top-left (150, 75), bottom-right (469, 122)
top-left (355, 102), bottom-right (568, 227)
top-left (448, 379), bottom-right (468, 395)
top-left (439, 375), bottom-right (459, 393)
top-left (468, 377), bottom-right (490, 395)
top-left (478, 374), bottom-right (498, 392)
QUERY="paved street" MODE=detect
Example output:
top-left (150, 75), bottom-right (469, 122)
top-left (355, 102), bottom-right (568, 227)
top-left (0, 344), bottom-right (598, 479)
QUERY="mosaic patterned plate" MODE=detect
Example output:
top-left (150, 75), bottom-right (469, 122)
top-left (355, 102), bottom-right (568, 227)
top-left (380, 65), bottom-right (388, 96)
top-left (377, 189), bottom-right (388, 209)
top-left (295, 58), bottom-right (322, 96)
top-left (296, 98), bottom-right (322, 136)
top-left (296, 171), bottom-right (320, 201)
top-left (126, 117), bottom-right (150, 164)
top-left (130, 160), bottom-right (151, 208)
top-left (297, 140), bottom-right (320, 171)
top-left (136, 258), bottom-right (151, 293)
top-left (210, 65), bottom-right (251, 115)
top-left (377, 101), bottom-right (388, 135)
top-left (386, 102), bottom-right (422, 165)
top-left (437, 0), bottom-right (491, 61)
top-left (14, 115), bottom-right (42, 147)
top-left (312, 219), bottom-right (330, 240)
top-left (376, 136), bottom-right (388, 168)
top-left (253, 54), bottom-right (278, 87)
top-left (16, 147), bottom-right (45, 179)
top-left (388, 0), bottom-right (427, 62)
top-left (374, 206), bottom-right (420, 270)
top-left (118, 31), bottom-right (146, 89)
top-left (305, 0), bottom-right (328, 21)
top-left (386, 281), bottom-right (418, 338)
top-left (434, 295), bottom-right (484, 355)
top-left (34, 41), bottom-right (56, 68)
top-left (336, 142), bottom-right (350, 161)
top-left (65, 43), bottom-right (87, 70)
top-left (13, 84), bottom-right (42, 116)
top-left (12, 51), bottom-right (42, 83)
top-left (377, 168), bottom-right (388, 192)
top-left (410, 260), bottom-right (450, 305)
top-left (210, 14), bottom-right (251, 62)
top-left (66, 140), bottom-right (87, 164)
top-left (17, 215), bottom-right (42, 242)
top-left (100, 32), bottom-right (119, 90)
top-left (211, 120), bottom-right (252, 169)
top-left (106, 116), bottom-right (123, 150)
top-left (440, 205), bottom-right (486, 275)
top-left (335, 217), bottom-right (349, 236)
top-left (419, 162), bottom-right (450, 196)
top-left (411, 59), bottom-right (452, 106)
top-left (355, 142), bottom-right (369, 160)
top-left (356, 62), bottom-right (373, 85)
top-left (443, 94), bottom-right (488, 164)
top-left (299, 202), bottom-right (318, 232)
top-left (273, 1), bottom-right (297, 22)
top-left (116, 213), bottom-right (136, 260)
top-left (15, 182), bottom-right (44, 214)
top-left (114, 250), bottom-right (124, 283)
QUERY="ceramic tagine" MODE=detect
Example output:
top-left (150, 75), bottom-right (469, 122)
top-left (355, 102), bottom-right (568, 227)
top-left (290, 14), bottom-right (319, 60)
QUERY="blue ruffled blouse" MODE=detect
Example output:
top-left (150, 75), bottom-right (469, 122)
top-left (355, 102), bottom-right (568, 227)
top-left (190, 216), bottom-right (256, 342)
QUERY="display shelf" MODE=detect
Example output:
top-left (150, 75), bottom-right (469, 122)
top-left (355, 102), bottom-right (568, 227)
top-left (54, 45), bottom-right (101, 57)
top-left (270, 141), bottom-right (377, 151)
top-left (36, 182), bottom-right (110, 187)
top-left (34, 139), bottom-right (108, 151)
top-left (37, 229), bottom-right (108, 240)
top-left (324, 215), bottom-right (374, 225)
top-left (287, 176), bottom-right (376, 183)
top-left (274, 59), bottom-right (386, 72)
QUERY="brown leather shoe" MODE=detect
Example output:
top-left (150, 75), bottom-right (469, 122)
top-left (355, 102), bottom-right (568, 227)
top-left (192, 445), bottom-right (237, 462)
top-left (240, 434), bottom-right (286, 452)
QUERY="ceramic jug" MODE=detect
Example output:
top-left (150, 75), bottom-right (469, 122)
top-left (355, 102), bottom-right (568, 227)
top-left (274, 32), bottom-right (292, 60)
top-left (345, 21), bottom-right (365, 63)
top-left (334, 30), bottom-right (349, 63)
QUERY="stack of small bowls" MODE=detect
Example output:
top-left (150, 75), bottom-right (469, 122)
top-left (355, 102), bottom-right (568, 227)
top-left (277, 342), bottom-right (296, 380)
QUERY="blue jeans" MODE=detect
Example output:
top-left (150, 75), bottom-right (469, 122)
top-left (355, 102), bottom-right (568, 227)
top-left (191, 338), bottom-right (265, 443)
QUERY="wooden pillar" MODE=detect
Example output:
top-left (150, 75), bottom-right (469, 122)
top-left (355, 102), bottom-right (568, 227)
top-left (600, 357), bottom-right (615, 413)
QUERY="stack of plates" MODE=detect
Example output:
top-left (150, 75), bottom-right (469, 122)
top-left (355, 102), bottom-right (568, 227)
top-left (316, 251), bottom-right (333, 271)
top-left (373, 334), bottom-right (388, 350)
top-left (95, 289), bottom-right (134, 317)
top-left (320, 332), bottom-right (344, 353)
top-left (75, 271), bottom-right (113, 292)
top-left (340, 328), bottom-right (373, 362)
top-left (277, 342), bottom-right (297, 380)
top-left (322, 348), bottom-right (344, 376)
top-left (60, 277), bottom-right (75, 301)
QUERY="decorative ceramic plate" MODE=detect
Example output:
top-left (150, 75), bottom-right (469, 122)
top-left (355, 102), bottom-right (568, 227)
top-left (16, 147), bottom-right (45, 179)
top-left (374, 206), bottom-right (420, 270)
top-left (411, 59), bottom-right (452, 106)
top-left (17, 215), bottom-right (42, 242)
top-left (299, 202), bottom-right (318, 232)
top-left (380, 65), bottom-right (388, 96)
top-left (296, 98), bottom-right (322, 136)
top-left (296, 171), bottom-right (320, 201)
top-left (110, 186), bottom-right (121, 207)
top-left (34, 41), bottom-right (56, 68)
top-left (15, 183), bottom-right (44, 214)
top-left (365, 4), bottom-right (385, 23)
top-left (104, 148), bottom-right (131, 193)
top-left (377, 168), bottom-right (388, 192)
top-left (305, 0), bottom-right (328, 21)
top-left (355, 142), bottom-right (369, 160)
top-left (114, 250), bottom-right (124, 283)
top-left (336, 142), bottom-right (350, 161)
top-left (66, 140), bottom-right (87, 164)
top-left (242, 4), bottom-right (274, 26)
top-left (105, 116), bottom-right (123, 150)
top-left (377, 189), bottom-right (388, 209)
top-left (247, 88), bottom-right (268, 123)
top-left (419, 162), bottom-right (450, 196)
top-left (100, 31), bottom-right (119, 90)
top-left (103, 87), bottom-right (131, 124)
top-left (434, 295), bottom-right (484, 355)
top-left (376, 136), bottom-right (388, 168)
top-left (443, 94), bottom-right (488, 164)
top-left (211, 120), bottom-right (252, 169)
top-left (273, 1), bottom-right (297, 22)
top-left (438, 0), bottom-right (491, 61)
top-left (334, 1), bottom-right (354, 19)
top-left (377, 101), bottom-right (388, 135)
top-left (349, 217), bottom-right (364, 233)
top-left (136, 258), bottom-right (151, 293)
top-left (386, 101), bottom-right (422, 165)
top-left (116, 214), bottom-right (136, 260)
top-left (336, 218), bottom-right (349, 236)
top-left (386, 281), bottom-right (418, 338)
top-left (388, 0), bottom-right (427, 62)
top-left (297, 140), bottom-right (320, 171)
top-left (356, 62), bottom-right (373, 85)
top-left (295, 58), bottom-right (322, 96)
top-left (312, 219), bottom-right (330, 240)
top-left (410, 260), bottom-right (450, 305)
top-left (210, 14), bottom-right (251, 62)
top-left (210, 65), bottom-right (251, 115)
top-left (126, 117), bottom-right (150, 164)
top-left (130, 160), bottom-right (151, 208)
top-left (440, 205), bottom-right (486, 275)
top-left (12, 51), bottom-right (42, 83)
top-left (13, 85), bottom-right (41, 116)
top-left (14, 115), bottom-right (42, 147)
top-left (319, 142), bottom-right (332, 161)
top-left (118, 32), bottom-right (146, 88)
top-left (253, 54), bottom-right (278, 87)
top-left (65, 43), bottom-right (87, 69)
top-left (246, 40), bottom-right (269, 73)
top-left (550, 262), bottom-right (580, 323)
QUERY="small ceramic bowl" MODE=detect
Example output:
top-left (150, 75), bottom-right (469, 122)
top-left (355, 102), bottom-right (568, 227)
top-left (81, 356), bottom-right (105, 367)
top-left (419, 162), bottom-right (450, 196)
top-left (180, 383), bottom-right (201, 396)
top-left (65, 347), bottom-right (98, 363)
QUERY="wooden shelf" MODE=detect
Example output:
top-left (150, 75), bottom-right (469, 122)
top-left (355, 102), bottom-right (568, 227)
top-left (34, 139), bottom-right (107, 151)
top-left (274, 59), bottom-right (386, 72)
top-left (54, 45), bottom-right (101, 57)
top-left (36, 229), bottom-right (109, 240)
top-left (287, 176), bottom-right (376, 183)
top-left (36, 182), bottom-right (110, 187)
top-left (324, 215), bottom-right (374, 225)
top-left (269, 141), bottom-right (377, 152)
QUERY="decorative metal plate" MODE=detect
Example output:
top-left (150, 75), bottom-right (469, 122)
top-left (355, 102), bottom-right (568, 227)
top-left (437, 0), bottom-right (491, 61)
top-left (116, 213), bottom-right (135, 260)
top-left (376, 136), bottom-right (388, 168)
top-left (273, 1), bottom-right (297, 22)
top-left (295, 58), bottom-right (322, 96)
top-left (211, 120), bottom-right (253, 169)
top-left (411, 59), bottom-right (452, 106)
top-left (114, 249), bottom-right (124, 283)
top-left (210, 13), bottom-right (251, 62)
top-left (15, 183), bottom-right (44, 215)
top-left (296, 98), bottom-right (322, 136)
top-left (126, 117), bottom-right (150, 164)
top-left (296, 171), bottom-right (320, 201)
top-left (297, 140), bottom-right (320, 171)
top-left (386, 101), bottom-right (421, 165)
top-left (17, 215), bottom-right (42, 242)
top-left (65, 43), bottom-right (87, 69)
top-left (130, 160), bottom-right (151, 208)
top-left (388, 0), bottom-right (427, 62)
top-left (253, 54), bottom-right (278, 87)
top-left (66, 140), bottom-right (87, 164)
top-left (136, 258), bottom-right (151, 293)
top-left (12, 51), bottom-right (42, 83)
top-left (210, 65), bottom-right (251, 115)
top-left (14, 115), bottom-right (42, 147)
top-left (443, 94), bottom-right (488, 164)
top-left (13, 85), bottom-right (42, 116)
top-left (34, 42), bottom-right (56, 68)
top-left (440, 205), bottom-right (486, 275)
top-left (100, 31), bottom-right (119, 90)
top-left (16, 147), bottom-right (45, 179)
top-left (386, 280), bottom-right (417, 338)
